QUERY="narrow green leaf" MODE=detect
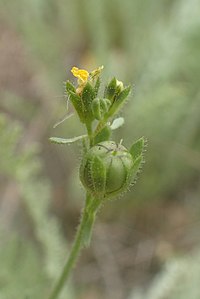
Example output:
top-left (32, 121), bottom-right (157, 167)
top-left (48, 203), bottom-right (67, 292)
top-left (110, 117), bottom-right (124, 130)
top-left (94, 77), bottom-right (101, 97)
top-left (116, 85), bottom-right (131, 103)
top-left (49, 135), bottom-right (87, 144)
top-left (104, 77), bottom-right (117, 100)
top-left (82, 82), bottom-right (95, 119)
top-left (67, 90), bottom-right (85, 122)
top-left (66, 80), bottom-right (76, 94)
top-left (129, 156), bottom-right (143, 182)
top-left (107, 85), bottom-right (131, 117)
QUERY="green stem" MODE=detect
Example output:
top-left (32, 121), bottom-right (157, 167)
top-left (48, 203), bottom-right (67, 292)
top-left (86, 121), bottom-right (93, 147)
top-left (48, 194), bottom-right (93, 299)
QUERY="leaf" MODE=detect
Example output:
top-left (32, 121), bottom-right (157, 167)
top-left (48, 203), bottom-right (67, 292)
top-left (110, 117), bottom-right (124, 130)
top-left (93, 125), bottom-right (111, 145)
top-left (67, 90), bottom-right (85, 122)
top-left (82, 82), bottom-right (95, 120)
top-left (130, 155), bottom-right (143, 181)
top-left (116, 85), bottom-right (131, 103)
top-left (49, 135), bottom-right (87, 144)
top-left (129, 137), bottom-right (145, 161)
top-left (107, 85), bottom-right (131, 117)
top-left (104, 77), bottom-right (117, 100)
top-left (94, 76), bottom-right (101, 97)
top-left (65, 80), bottom-right (76, 93)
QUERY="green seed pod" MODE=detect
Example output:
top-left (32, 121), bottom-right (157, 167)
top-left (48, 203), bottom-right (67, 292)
top-left (91, 98), bottom-right (111, 120)
top-left (80, 141), bottom-right (135, 198)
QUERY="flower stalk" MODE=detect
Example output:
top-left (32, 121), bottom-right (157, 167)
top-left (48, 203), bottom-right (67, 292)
top-left (48, 194), bottom-right (95, 299)
top-left (48, 66), bottom-right (145, 299)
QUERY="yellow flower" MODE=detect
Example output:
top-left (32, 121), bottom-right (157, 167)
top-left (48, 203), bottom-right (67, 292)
top-left (71, 67), bottom-right (89, 84)
top-left (71, 66), bottom-right (104, 95)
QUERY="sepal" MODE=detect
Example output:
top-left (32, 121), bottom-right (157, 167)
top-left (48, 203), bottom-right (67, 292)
top-left (129, 137), bottom-right (145, 160)
top-left (90, 155), bottom-right (106, 195)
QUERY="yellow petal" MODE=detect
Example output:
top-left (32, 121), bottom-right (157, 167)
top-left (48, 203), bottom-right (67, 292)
top-left (71, 67), bottom-right (89, 83)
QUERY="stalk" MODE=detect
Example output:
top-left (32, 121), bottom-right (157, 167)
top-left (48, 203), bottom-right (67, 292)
top-left (48, 194), bottom-right (93, 299)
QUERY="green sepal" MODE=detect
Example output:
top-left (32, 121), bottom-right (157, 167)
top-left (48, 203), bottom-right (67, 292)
top-left (107, 85), bottom-right (131, 117)
top-left (82, 82), bottom-right (96, 121)
top-left (93, 125), bottom-right (111, 145)
top-left (49, 135), bottom-right (87, 144)
top-left (129, 155), bottom-right (143, 182)
top-left (129, 137), bottom-right (145, 161)
top-left (104, 77), bottom-right (117, 100)
top-left (90, 155), bottom-right (106, 196)
top-left (128, 138), bottom-right (145, 185)
top-left (66, 80), bottom-right (76, 94)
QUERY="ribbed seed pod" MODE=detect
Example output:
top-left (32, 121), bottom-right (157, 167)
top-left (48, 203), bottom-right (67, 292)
top-left (80, 141), bottom-right (134, 198)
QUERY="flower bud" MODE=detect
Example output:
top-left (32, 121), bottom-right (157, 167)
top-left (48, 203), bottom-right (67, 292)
top-left (115, 79), bottom-right (124, 93)
top-left (104, 78), bottom-right (124, 101)
top-left (80, 141), bottom-right (135, 198)
top-left (104, 77), bottom-right (117, 101)
top-left (91, 98), bottom-right (111, 120)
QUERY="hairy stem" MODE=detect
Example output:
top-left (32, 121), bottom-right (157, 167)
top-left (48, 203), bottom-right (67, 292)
top-left (48, 194), bottom-right (93, 299)
top-left (86, 121), bottom-right (93, 147)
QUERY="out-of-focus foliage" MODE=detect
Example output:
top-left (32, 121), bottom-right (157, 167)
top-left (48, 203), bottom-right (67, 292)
top-left (129, 249), bottom-right (200, 299)
top-left (0, 115), bottom-right (74, 299)
top-left (0, 0), bottom-right (200, 298)
top-left (125, 0), bottom-right (200, 202)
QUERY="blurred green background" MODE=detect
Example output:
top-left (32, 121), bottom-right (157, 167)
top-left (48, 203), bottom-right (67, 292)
top-left (0, 0), bottom-right (200, 298)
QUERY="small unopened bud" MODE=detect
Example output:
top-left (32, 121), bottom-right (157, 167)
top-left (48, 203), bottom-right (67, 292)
top-left (91, 98), bottom-right (111, 120)
top-left (104, 77), bottom-right (125, 103)
top-left (116, 79), bottom-right (124, 93)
